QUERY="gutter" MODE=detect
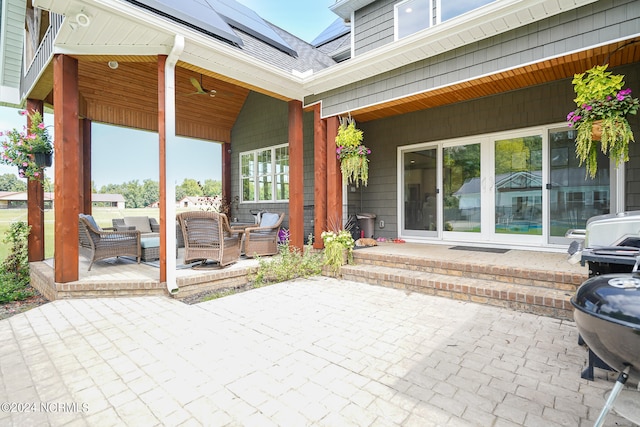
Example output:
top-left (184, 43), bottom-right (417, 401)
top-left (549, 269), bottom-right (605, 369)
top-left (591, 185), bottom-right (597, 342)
top-left (163, 34), bottom-right (184, 295)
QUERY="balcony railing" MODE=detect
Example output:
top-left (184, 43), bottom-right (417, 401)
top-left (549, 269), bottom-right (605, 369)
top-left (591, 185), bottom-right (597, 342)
top-left (21, 12), bottom-right (64, 101)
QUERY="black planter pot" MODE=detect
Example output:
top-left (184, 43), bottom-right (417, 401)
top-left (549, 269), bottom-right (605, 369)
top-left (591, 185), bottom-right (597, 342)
top-left (34, 152), bottom-right (52, 167)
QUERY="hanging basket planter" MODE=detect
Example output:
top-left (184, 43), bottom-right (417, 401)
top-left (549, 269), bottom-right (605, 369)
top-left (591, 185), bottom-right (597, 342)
top-left (591, 120), bottom-right (603, 141)
top-left (0, 110), bottom-right (53, 183)
top-left (567, 64), bottom-right (639, 179)
top-left (335, 115), bottom-right (371, 187)
top-left (34, 152), bottom-right (53, 168)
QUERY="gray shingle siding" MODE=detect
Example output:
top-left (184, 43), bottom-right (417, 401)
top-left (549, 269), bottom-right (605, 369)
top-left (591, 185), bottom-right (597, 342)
top-left (307, 0), bottom-right (640, 118)
top-left (230, 92), bottom-right (315, 241)
top-left (352, 63), bottom-right (640, 238)
top-left (354, 0), bottom-right (395, 56)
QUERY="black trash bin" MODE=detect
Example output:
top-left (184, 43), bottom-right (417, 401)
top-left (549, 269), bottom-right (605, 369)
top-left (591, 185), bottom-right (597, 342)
top-left (356, 213), bottom-right (376, 238)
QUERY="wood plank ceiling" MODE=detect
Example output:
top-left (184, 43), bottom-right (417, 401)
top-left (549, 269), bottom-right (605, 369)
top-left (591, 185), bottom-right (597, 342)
top-left (350, 38), bottom-right (640, 123)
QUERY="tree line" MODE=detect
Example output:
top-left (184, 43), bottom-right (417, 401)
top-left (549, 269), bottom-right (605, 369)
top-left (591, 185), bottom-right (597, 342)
top-left (0, 174), bottom-right (221, 208)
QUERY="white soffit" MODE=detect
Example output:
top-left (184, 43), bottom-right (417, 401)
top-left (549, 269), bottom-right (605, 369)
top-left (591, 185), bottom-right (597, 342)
top-left (304, 0), bottom-right (599, 95)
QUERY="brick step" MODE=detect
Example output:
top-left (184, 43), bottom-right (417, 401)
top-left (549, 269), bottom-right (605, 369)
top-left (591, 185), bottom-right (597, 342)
top-left (340, 263), bottom-right (575, 320)
top-left (351, 250), bottom-right (585, 293)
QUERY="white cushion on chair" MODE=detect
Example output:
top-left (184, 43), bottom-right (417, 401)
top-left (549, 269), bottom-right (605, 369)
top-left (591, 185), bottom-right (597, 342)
top-left (260, 213), bottom-right (280, 227)
top-left (124, 216), bottom-right (152, 233)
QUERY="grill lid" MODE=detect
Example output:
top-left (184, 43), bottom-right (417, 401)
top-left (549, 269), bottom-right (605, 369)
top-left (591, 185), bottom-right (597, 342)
top-left (572, 273), bottom-right (640, 328)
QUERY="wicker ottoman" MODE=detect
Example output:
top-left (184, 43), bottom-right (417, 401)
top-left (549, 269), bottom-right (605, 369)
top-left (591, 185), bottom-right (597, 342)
top-left (140, 237), bottom-right (160, 261)
top-left (140, 237), bottom-right (180, 261)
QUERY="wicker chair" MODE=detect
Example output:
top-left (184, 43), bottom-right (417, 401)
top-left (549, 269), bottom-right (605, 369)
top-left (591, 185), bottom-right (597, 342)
top-left (78, 214), bottom-right (141, 271)
top-left (239, 212), bottom-right (285, 258)
top-left (177, 211), bottom-right (241, 267)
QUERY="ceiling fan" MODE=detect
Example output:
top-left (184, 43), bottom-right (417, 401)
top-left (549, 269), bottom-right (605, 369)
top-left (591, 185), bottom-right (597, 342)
top-left (187, 74), bottom-right (217, 97)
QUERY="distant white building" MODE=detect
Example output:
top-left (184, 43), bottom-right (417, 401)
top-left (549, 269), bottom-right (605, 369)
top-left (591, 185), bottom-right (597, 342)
top-left (176, 196), bottom-right (223, 211)
top-left (0, 192), bottom-right (126, 209)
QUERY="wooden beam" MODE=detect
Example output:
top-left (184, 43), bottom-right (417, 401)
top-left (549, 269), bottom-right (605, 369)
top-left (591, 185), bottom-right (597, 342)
top-left (326, 116), bottom-right (342, 229)
top-left (288, 100), bottom-right (304, 249)
top-left (53, 54), bottom-right (80, 282)
top-left (26, 99), bottom-right (45, 262)
top-left (158, 55), bottom-right (167, 284)
top-left (81, 119), bottom-right (92, 214)
top-left (313, 104), bottom-right (327, 249)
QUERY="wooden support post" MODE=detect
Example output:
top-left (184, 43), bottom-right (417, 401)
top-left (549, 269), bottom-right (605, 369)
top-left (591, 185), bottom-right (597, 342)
top-left (313, 105), bottom-right (327, 249)
top-left (26, 99), bottom-right (45, 262)
top-left (158, 55), bottom-right (167, 284)
top-left (81, 119), bottom-right (92, 214)
top-left (326, 116), bottom-right (342, 229)
top-left (288, 100), bottom-right (304, 250)
top-left (53, 54), bottom-right (80, 282)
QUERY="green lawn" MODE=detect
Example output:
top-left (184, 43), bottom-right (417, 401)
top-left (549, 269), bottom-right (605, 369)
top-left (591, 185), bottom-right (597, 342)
top-left (0, 207), bottom-right (161, 262)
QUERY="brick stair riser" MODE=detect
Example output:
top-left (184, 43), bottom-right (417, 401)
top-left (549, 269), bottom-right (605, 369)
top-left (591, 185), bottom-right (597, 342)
top-left (352, 254), bottom-right (585, 292)
top-left (340, 266), bottom-right (574, 320)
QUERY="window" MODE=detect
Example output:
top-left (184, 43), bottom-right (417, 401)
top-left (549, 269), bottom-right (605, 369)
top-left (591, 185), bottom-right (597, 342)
top-left (395, 0), bottom-right (495, 39)
top-left (240, 144), bottom-right (289, 202)
top-left (437, 0), bottom-right (495, 23)
top-left (395, 0), bottom-right (430, 40)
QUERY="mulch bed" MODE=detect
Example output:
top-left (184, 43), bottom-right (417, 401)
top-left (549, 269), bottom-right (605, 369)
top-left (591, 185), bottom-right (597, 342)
top-left (179, 283), bottom-right (259, 305)
top-left (0, 286), bottom-right (49, 321)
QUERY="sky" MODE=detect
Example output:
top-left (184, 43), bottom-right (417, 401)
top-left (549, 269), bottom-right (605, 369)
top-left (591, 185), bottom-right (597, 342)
top-left (0, 1), bottom-right (338, 189)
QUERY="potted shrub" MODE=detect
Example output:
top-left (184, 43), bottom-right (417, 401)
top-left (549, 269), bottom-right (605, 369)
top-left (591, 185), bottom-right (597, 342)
top-left (0, 110), bottom-right (53, 182)
top-left (321, 228), bottom-right (355, 274)
top-left (335, 115), bottom-right (371, 187)
top-left (567, 64), bottom-right (639, 178)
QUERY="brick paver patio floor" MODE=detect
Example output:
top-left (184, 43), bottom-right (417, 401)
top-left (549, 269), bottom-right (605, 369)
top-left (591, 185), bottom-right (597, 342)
top-left (0, 277), bottom-right (634, 426)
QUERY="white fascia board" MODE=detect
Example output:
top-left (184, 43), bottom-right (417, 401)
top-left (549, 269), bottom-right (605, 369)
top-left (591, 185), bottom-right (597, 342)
top-left (39, 0), bottom-right (307, 100)
top-left (303, 0), bottom-right (598, 96)
top-left (330, 0), bottom-right (376, 21)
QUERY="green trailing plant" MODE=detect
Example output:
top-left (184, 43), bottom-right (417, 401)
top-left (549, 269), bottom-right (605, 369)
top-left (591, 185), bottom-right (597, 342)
top-left (321, 217), bottom-right (355, 273)
top-left (567, 64), bottom-right (639, 178)
top-left (335, 115), bottom-right (370, 187)
top-left (252, 235), bottom-right (323, 286)
top-left (0, 221), bottom-right (34, 303)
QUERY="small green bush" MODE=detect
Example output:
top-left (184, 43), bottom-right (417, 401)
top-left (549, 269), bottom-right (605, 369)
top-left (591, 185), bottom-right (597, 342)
top-left (252, 235), bottom-right (323, 286)
top-left (0, 221), bottom-right (33, 303)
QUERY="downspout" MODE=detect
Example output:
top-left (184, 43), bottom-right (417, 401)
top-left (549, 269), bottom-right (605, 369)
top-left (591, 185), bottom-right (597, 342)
top-left (164, 34), bottom-right (184, 294)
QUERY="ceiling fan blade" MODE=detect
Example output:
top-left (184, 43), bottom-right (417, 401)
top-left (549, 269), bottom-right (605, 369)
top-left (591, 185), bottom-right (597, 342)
top-left (189, 77), bottom-right (206, 94)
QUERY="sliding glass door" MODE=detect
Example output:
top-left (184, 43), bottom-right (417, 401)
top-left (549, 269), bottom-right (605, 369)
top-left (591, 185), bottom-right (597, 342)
top-left (403, 148), bottom-right (438, 237)
top-left (399, 124), bottom-right (615, 247)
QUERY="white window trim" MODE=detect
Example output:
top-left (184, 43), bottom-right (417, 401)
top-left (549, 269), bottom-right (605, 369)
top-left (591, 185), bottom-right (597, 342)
top-left (395, 0), bottom-right (497, 40)
top-left (239, 143), bottom-right (289, 203)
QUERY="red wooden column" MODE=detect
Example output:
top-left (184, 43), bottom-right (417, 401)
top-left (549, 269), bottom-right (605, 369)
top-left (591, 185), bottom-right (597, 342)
top-left (326, 116), bottom-right (342, 228)
top-left (53, 54), bottom-right (81, 282)
top-left (222, 142), bottom-right (231, 206)
top-left (313, 104), bottom-right (327, 249)
top-left (288, 100), bottom-right (304, 250)
top-left (158, 55), bottom-right (167, 283)
top-left (81, 118), bottom-right (92, 214)
top-left (26, 99), bottom-right (45, 262)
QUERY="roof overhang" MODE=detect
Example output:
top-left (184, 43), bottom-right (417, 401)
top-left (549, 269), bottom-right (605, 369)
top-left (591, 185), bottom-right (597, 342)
top-left (32, 0), bottom-right (307, 100)
top-left (330, 0), bottom-right (376, 21)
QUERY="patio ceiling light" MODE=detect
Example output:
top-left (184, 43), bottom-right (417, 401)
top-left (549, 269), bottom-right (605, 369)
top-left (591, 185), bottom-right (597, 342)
top-left (108, 61), bottom-right (119, 70)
